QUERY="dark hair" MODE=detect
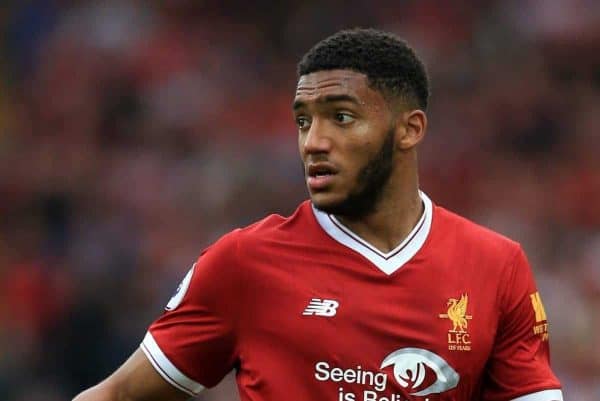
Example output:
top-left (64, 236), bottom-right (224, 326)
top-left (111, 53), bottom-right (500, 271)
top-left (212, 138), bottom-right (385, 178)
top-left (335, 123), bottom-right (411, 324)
top-left (297, 28), bottom-right (429, 110)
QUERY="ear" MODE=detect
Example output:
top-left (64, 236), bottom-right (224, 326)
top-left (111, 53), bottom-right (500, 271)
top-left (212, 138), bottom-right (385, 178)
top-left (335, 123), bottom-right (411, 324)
top-left (395, 110), bottom-right (427, 150)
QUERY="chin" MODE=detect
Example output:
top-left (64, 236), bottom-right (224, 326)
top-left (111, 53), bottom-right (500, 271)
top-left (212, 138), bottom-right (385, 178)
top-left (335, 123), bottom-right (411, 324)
top-left (310, 187), bottom-right (380, 218)
top-left (310, 193), bottom-right (361, 216)
top-left (309, 192), bottom-right (345, 212)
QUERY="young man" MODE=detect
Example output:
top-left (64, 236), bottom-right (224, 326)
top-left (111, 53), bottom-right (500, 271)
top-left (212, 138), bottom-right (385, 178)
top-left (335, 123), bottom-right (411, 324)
top-left (73, 29), bottom-right (563, 401)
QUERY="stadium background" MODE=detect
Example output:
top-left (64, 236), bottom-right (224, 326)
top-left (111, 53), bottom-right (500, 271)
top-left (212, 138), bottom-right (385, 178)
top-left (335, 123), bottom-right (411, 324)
top-left (1, 1), bottom-right (599, 400)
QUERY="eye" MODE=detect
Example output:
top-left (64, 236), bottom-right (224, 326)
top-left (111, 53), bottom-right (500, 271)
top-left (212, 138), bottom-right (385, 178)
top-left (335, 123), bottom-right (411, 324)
top-left (334, 112), bottom-right (355, 124)
top-left (296, 116), bottom-right (311, 130)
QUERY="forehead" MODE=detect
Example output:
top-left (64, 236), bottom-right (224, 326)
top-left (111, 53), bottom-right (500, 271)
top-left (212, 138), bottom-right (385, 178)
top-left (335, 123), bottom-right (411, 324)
top-left (294, 69), bottom-right (383, 108)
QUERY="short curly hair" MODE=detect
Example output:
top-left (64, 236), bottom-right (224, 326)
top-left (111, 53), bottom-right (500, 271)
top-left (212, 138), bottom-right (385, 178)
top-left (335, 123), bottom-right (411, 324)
top-left (297, 28), bottom-right (429, 110)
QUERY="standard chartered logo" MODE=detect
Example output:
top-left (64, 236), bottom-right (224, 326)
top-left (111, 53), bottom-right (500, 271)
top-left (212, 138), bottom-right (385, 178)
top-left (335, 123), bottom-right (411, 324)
top-left (380, 348), bottom-right (459, 396)
top-left (314, 348), bottom-right (459, 401)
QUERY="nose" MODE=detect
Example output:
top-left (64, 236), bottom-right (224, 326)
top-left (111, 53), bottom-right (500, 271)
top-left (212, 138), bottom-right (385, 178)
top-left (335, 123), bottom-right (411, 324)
top-left (301, 119), bottom-right (332, 156)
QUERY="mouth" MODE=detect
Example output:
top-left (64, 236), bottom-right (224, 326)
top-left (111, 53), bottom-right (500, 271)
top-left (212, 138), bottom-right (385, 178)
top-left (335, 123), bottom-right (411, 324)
top-left (308, 163), bottom-right (336, 177)
top-left (306, 163), bottom-right (338, 190)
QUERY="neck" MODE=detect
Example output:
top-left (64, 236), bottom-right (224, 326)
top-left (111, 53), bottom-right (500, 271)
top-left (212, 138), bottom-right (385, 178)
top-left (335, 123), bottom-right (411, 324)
top-left (335, 172), bottom-right (422, 254)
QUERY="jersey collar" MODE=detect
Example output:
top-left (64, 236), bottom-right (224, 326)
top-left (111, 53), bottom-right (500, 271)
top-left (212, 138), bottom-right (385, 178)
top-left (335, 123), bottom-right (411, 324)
top-left (311, 191), bottom-right (433, 275)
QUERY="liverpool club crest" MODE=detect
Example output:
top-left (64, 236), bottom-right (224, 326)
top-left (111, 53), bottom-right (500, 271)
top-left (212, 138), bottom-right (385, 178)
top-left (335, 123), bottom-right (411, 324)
top-left (439, 294), bottom-right (472, 351)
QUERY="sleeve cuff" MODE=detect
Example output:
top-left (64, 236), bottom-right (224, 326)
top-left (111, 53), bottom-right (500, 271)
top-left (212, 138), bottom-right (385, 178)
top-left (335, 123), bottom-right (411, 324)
top-left (140, 331), bottom-right (205, 396)
top-left (511, 389), bottom-right (563, 401)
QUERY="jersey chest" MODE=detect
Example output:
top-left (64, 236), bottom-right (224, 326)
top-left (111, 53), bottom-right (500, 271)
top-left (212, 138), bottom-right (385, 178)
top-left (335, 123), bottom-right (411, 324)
top-left (238, 250), bottom-right (499, 400)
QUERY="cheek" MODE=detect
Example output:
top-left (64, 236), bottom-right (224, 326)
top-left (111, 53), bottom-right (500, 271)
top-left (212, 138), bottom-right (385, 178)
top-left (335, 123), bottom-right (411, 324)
top-left (341, 144), bottom-right (372, 180)
top-left (297, 133), bottom-right (306, 156)
top-left (342, 124), bottom-right (378, 162)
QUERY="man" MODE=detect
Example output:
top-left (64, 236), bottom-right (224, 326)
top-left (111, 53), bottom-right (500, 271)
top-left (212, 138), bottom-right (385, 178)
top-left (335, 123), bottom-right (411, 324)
top-left (73, 29), bottom-right (563, 401)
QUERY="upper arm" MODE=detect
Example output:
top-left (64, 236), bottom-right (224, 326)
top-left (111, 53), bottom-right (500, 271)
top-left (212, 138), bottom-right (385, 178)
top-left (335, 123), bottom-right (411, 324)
top-left (141, 233), bottom-right (241, 393)
top-left (482, 247), bottom-right (563, 401)
top-left (72, 348), bottom-right (190, 401)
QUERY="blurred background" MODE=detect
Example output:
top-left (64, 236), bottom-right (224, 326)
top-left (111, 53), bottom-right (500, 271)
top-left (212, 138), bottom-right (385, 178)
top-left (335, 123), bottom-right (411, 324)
top-left (1, 1), bottom-right (599, 400)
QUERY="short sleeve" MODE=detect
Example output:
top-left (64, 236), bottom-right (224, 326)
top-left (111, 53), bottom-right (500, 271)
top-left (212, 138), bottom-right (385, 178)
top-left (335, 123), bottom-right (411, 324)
top-left (482, 246), bottom-right (563, 401)
top-left (141, 231), bottom-right (241, 396)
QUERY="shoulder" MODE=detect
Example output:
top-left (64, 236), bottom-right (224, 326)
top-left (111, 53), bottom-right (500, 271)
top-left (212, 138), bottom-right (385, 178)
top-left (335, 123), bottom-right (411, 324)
top-left (187, 204), bottom-right (308, 290)
top-left (432, 205), bottom-right (522, 261)
top-left (235, 200), bottom-right (314, 245)
top-left (205, 200), bottom-right (313, 258)
top-left (430, 204), bottom-right (533, 312)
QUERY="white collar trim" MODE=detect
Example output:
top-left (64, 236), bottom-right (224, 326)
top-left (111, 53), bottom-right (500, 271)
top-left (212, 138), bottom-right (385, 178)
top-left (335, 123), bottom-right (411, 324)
top-left (312, 191), bottom-right (433, 275)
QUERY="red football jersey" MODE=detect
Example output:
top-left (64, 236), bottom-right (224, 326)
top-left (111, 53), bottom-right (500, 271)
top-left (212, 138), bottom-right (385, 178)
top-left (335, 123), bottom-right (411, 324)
top-left (142, 193), bottom-right (563, 401)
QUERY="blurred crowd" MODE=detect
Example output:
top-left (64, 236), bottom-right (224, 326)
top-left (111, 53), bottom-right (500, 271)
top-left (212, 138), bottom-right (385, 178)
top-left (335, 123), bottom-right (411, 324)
top-left (1, 1), bottom-right (599, 400)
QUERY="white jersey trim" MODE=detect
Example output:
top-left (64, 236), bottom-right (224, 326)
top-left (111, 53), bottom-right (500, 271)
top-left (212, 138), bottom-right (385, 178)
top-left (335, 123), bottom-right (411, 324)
top-left (141, 331), bottom-right (205, 396)
top-left (312, 191), bottom-right (433, 275)
top-left (511, 389), bottom-right (563, 401)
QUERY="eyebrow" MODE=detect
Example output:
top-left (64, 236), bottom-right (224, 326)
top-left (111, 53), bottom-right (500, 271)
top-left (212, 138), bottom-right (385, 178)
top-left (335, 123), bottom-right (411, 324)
top-left (292, 94), bottom-right (360, 110)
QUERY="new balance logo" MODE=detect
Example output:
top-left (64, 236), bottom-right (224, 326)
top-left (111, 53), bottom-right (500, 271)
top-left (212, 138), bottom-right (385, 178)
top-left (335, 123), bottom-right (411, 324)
top-left (302, 298), bottom-right (339, 317)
